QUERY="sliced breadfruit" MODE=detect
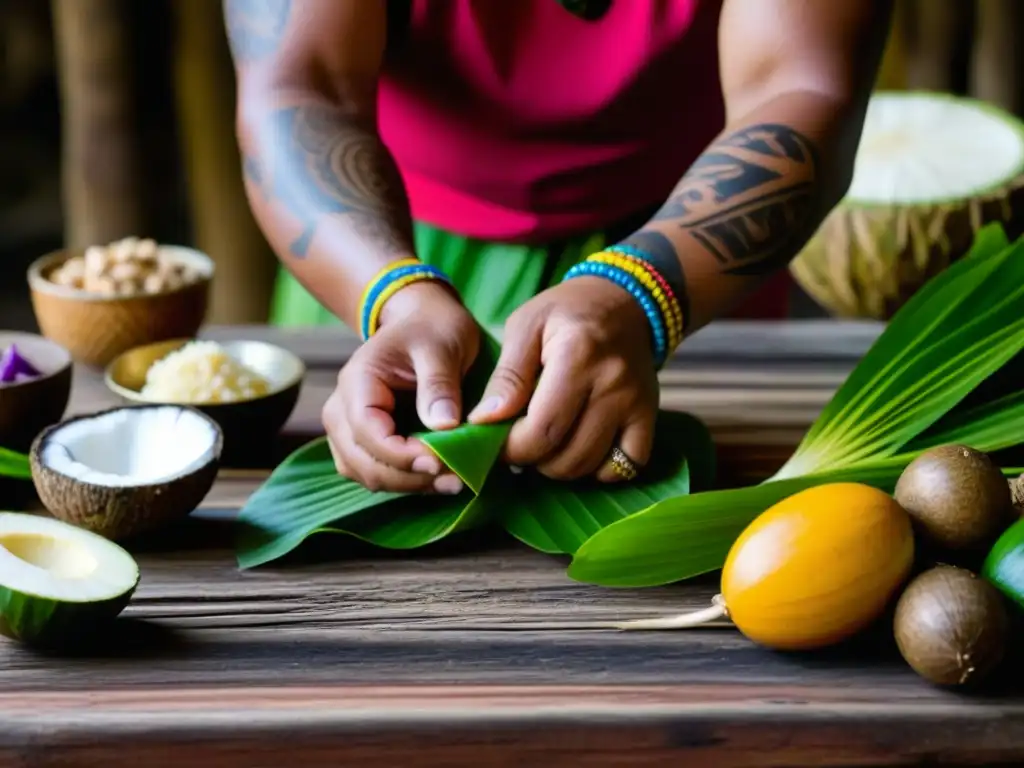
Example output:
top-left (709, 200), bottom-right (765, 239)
top-left (0, 511), bottom-right (139, 646)
top-left (790, 91), bottom-right (1024, 319)
top-left (30, 405), bottom-right (223, 541)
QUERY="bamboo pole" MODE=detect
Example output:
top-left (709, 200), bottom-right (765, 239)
top-left (50, 0), bottom-right (147, 248)
top-left (171, 0), bottom-right (277, 324)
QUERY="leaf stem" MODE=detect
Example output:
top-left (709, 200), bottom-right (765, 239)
top-left (614, 594), bottom-right (729, 630)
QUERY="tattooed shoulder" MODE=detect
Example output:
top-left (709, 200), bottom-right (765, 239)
top-left (653, 123), bottom-right (821, 277)
top-left (224, 0), bottom-right (292, 62)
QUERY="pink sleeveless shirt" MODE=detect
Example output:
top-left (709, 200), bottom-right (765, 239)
top-left (377, 0), bottom-right (726, 244)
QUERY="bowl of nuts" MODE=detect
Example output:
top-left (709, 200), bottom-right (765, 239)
top-left (27, 236), bottom-right (215, 369)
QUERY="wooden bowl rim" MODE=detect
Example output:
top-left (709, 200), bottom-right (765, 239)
top-left (103, 337), bottom-right (307, 409)
top-left (0, 331), bottom-right (73, 392)
top-left (26, 245), bottom-right (215, 303)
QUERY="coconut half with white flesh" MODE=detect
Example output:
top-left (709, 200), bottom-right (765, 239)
top-left (30, 405), bottom-right (223, 541)
top-left (0, 512), bottom-right (139, 646)
top-left (790, 91), bottom-right (1024, 320)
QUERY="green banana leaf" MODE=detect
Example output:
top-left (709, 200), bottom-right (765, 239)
top-left (568, 458), bottom-right (1024, 588)
top-left (496, 410), bottom-right (712, 554)
top-left (569, 224), bottom-right (1024, 587)
top-left (0, 448), bottom-right (30, 480)
top-left (235, 335), bottom-right (714, 568)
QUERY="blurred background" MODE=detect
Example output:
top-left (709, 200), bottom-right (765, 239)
top-left (1, 0), bottom-right (1022, 333)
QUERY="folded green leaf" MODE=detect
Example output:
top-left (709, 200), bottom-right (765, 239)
top-left (236, 408), bottom-right (712, 567)
top-left (0, 447), bottom-right (30, 480)
top-left (497, 410), bottom-right (713, 555)
top-left (236, 335), bottom-right (511, 569)
top-left (235, 319), bottom-right (712, 567)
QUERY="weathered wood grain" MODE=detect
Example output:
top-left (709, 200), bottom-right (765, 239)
top-left (8, 321), bottom-right (1024, 767)
top-left (3, 683), bottom-right (1024, 767)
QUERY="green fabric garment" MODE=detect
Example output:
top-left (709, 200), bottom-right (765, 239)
top-left (268, 221), bottom-right (609, 330)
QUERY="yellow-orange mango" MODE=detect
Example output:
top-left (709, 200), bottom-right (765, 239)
top-left (721, 482), bottom-right (914, 651)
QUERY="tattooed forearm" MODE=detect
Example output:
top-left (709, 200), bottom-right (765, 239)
top-left (224, 0), bottom-right (292, 62)
top-left (652, 123), bottom-right (820, 277)
top-left (249, 101), bottom-right (414, 259)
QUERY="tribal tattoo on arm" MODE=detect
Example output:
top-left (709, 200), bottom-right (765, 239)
top-left (251, 103), bottom-right (415, 259)
top-left (650, 123), bottom-right (821, 277)
top-left (616, 122), bottom-right (822, 336)
top-left (224, 0), bottom-right (415, 261)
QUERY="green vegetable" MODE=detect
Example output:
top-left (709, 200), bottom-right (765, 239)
top-left (982, 518), bottom-right (1024, 611)
top-left (235, 332), bottom-right (712, 568)
top-left (0, 447), bottom-right (30, 480)
top-left (569, 224), bottom-right (1024, 586)
top-left (0, 512), bottom-right (139, 647)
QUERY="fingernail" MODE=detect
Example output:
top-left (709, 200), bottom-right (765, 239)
top-left (433, 474), bottom-right (464, 495)
top-left (412, 455), bottom-right (442, 475)
top-left (429, 399), bottom-right (459, 426)
top-left (470, 396), bottom-right (503, 420)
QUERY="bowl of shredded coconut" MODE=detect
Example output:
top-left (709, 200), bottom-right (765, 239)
top-left (103, 338), bottom-right (305, 461)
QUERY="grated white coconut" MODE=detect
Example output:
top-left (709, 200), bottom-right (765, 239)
top-left (38, 406), bottom-right (220, 488)
top-left (848, 93), bottom-right (1024, 204)
top-left (140, 340), bottom-right (271, 404)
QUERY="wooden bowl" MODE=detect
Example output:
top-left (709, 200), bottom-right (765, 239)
top-left (0, 332), bottom-right (73, 453)
top-left (103, 338), bottom-right (305, 463)
top-left (27, 245), bottom-right (214, 369)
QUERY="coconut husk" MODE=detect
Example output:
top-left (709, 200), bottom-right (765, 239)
top-left (1009, 473), bottom-right (1024, 516)
top-left (790, 171), bottom-right (1024, 320)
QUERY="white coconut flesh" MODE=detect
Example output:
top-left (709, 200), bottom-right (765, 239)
top-left (848, 93), bottom-right (1024, 204)
top-left (38, 406), bottom-right (220, 488)
top-left (0, 513), bottom-right (138, 602)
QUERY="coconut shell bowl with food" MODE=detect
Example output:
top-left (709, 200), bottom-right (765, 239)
top-left (27, 236), bottom-right (214, 369)
top-left (104, 337), bottom-right (305, 463)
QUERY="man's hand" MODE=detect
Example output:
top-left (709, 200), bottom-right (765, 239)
top-left (321, 283), bottom-right (479, 494)
top-left (468, 277), bottom-right (660, 482)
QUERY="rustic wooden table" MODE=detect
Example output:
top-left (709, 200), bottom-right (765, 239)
top-left (4, 321), bottom-right (1024, 767)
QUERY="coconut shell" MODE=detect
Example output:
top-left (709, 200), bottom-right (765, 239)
top-left (28, 406), bottom-right (223, 541)
top-left (894, 444), bottom-right (1014, 553)
top-left (789, 172), bottom-right (1024, 320)
top-left (893, 565), bottom-right (1008, 687)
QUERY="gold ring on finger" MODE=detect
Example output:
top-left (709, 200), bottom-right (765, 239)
top-left (609, 445), bottom-right (639, 481)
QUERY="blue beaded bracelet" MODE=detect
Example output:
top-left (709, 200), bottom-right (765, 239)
top-left (561, 260), bottom-right (669, 367)
top-left (359, 263), bottom-right (453, 341)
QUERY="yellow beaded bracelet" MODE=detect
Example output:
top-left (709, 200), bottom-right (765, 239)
top-left (596, 250), bottom-right (686, 340)
top-left (587, 251), bottom-right (684, 352)
top-left (358, 258), bottom-right (454, 340)
top-left (358, 258), bottom-right (421, 318)
top-left (598, 250), bottom-right (685, 350)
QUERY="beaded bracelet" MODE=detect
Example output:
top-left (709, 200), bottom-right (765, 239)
top-left (561, 259), bottom-right (670, 367)
top-left (606, 244), bottom-right (685, 319)
top-left (587, 251), bottom-right (684, 353)
top-left (358, 259), bottom-right (455, 341)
